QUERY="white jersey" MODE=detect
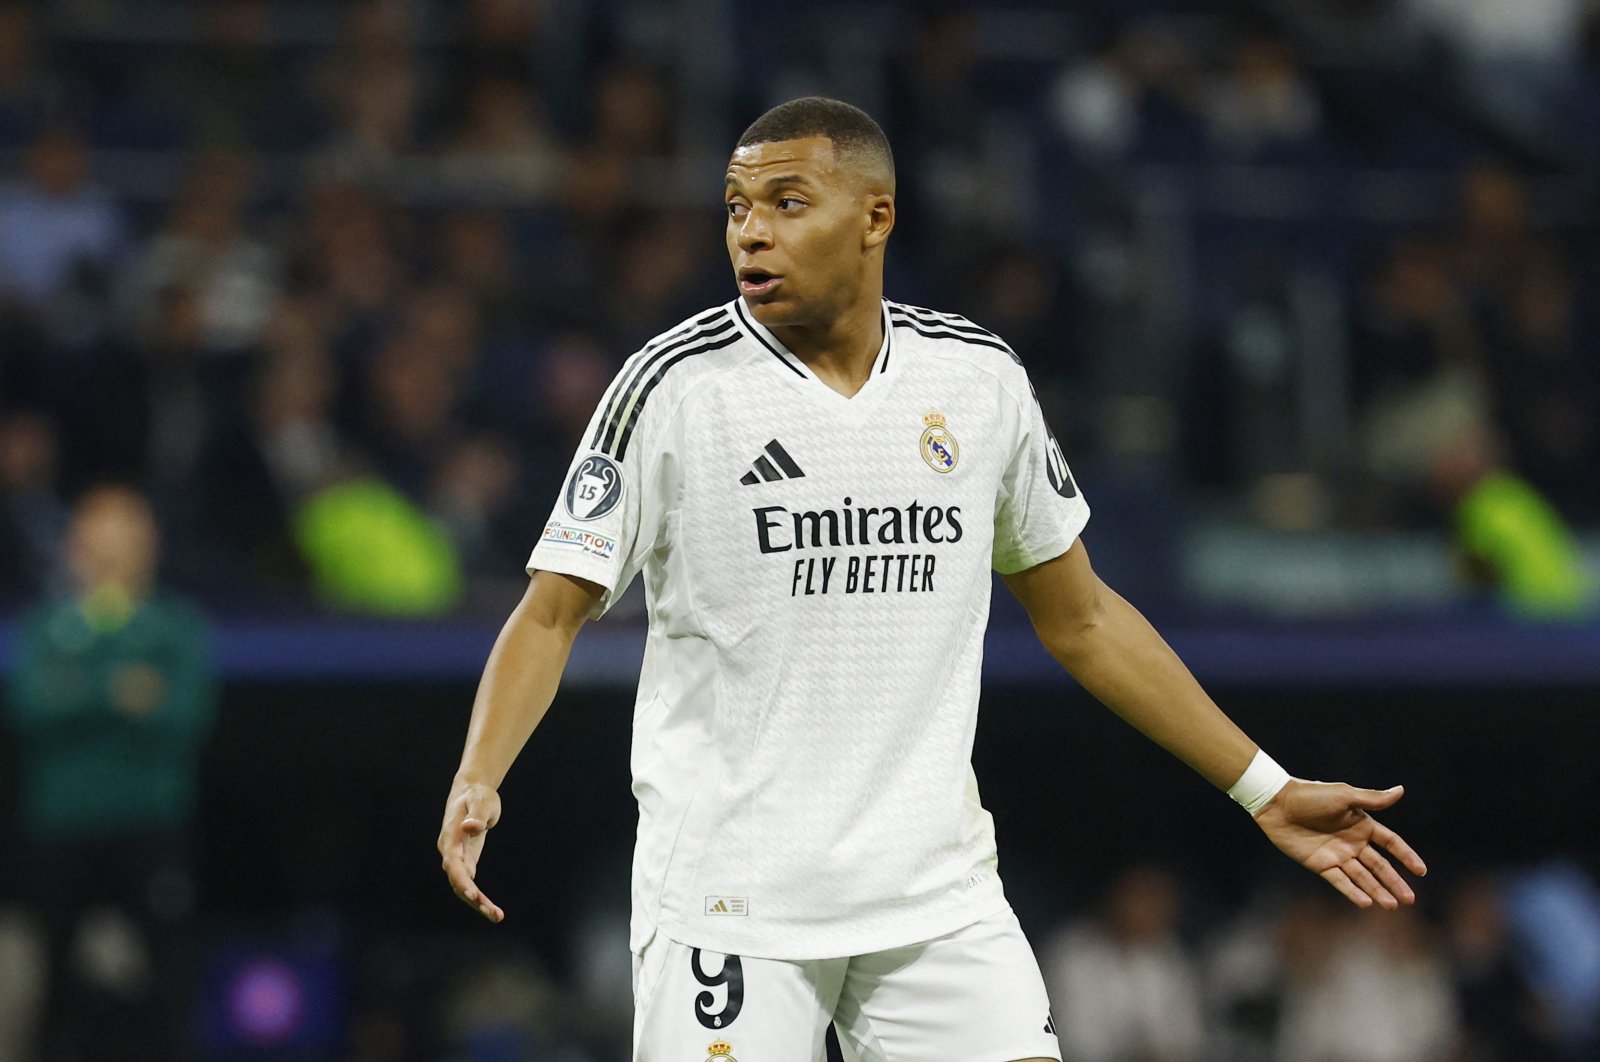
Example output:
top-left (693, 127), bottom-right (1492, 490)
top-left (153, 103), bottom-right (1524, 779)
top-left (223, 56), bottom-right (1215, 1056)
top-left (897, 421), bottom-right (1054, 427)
top-left (528, 297), bottom-right (1089, 960)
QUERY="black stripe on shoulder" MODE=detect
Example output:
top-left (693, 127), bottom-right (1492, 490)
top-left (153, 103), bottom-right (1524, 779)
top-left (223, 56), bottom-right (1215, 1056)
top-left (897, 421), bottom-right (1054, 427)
top-left (594, 312), bottom-right (734, 452)
top-left (892, 303), bottom-right (989, 335)
top-left (651, 306), bottom-right (730, 350)
top-left (888, 310), bottom-right (1021, 365)
top-left (588, 308), bottom-right (731, 449)
top-left (891, 303), bottom-right (1016, 350)
top-left (735, 299), bottom-right (806, 378)
top-left (613, 330), bottom-right (742, 461)
top-left (879, 312), bottom-right (893, 374)
top-left (890, 303), bottom-right (1017, 351)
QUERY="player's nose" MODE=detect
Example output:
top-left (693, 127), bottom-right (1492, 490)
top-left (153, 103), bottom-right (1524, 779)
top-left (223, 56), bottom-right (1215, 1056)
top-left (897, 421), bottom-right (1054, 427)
top-left (735, 210), bottom-right (772, 252)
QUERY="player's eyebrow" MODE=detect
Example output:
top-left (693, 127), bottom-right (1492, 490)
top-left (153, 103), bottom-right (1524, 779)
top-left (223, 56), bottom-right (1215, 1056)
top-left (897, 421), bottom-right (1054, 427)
top-left (724, 173), bottom-right (814, 192)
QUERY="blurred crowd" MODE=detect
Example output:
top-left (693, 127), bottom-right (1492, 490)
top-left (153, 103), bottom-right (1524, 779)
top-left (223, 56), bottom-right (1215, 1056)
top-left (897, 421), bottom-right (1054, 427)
top-left (1029, 862), bottom-right (1600, 1062)
top-left (2, 5), bottom-right (1598, 1060)
top-left (7, 855), bottom-right (1600, 1060)
top-left (0, 0), bottom-right (1596, 617)
top-left (289, 861), bottom-right (1600, 1061)
top-left (404, 861), bottom-right (1600, 1062)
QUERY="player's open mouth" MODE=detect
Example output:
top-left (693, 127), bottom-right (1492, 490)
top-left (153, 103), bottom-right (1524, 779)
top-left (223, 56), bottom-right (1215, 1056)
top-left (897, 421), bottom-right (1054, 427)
top-left (739, 271), bottom-right (781, 296)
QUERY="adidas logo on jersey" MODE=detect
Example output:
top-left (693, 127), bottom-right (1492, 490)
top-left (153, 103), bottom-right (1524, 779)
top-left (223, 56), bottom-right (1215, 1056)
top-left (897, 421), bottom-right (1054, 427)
top-left (704, 895), bottom-right (748, 916)
top-left (740, 440), bottom-right (805, 485)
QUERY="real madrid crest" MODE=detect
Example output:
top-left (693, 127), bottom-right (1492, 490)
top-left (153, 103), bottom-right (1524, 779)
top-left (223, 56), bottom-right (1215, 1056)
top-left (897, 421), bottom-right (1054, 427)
top-left (920, 409), bottom-right (958, 473)
top-left (705, 1040), bottom-right (737, 1062)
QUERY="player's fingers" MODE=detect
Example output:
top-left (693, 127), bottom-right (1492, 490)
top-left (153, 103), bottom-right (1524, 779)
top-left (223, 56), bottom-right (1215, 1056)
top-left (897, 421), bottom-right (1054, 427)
top-left (464, 885), bottom-right (504, 922)
top-left (459, 835), bottom-right (481, 879)
top-left (446, 817), bottom-right (487, 874)
top-left (442, 853), bottom-right (472, 894)
top-left (436, 800), bottom-right (482, 849)
top-left (1321, 866), bottom-right (1373, 908)
top-left (1371, 820), bottom-right (1428, 877)
top-left (1343, 784), bottom-right (1403, 811)
top-left (1359, 845), bottom-right (1415, 906)
top-left (441, 850), bottom-right (504, 922)
top-left (1344, 855), bottom-right (1399, 909)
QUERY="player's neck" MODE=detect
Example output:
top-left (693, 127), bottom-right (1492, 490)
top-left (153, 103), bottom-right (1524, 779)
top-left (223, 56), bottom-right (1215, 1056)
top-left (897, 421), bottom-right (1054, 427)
top-left (770, 289), bottom-right (883, 399)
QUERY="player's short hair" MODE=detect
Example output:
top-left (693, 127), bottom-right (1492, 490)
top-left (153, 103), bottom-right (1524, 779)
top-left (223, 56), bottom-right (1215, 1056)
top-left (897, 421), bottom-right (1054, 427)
top-left (735, 97), bottom-right (895, 188)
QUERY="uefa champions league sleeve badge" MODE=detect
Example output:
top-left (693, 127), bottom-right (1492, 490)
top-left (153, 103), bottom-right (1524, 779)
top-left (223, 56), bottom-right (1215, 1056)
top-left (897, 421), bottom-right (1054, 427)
top-left (564, 454), bottom-right (624, 521)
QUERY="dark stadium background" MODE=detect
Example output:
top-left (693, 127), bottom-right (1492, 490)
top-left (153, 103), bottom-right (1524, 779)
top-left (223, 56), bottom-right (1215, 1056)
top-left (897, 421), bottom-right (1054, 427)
top-left (1, 0), bottom-right (1599, 1059)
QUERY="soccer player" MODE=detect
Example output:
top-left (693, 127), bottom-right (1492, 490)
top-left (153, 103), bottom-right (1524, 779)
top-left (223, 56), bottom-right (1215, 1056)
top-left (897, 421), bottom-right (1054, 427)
top-left (437, 97), bottom-right (1426, 1061)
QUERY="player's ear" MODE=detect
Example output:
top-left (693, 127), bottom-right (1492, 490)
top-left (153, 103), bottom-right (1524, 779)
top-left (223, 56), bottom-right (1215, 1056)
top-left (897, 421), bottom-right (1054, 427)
top-left (863, 194), bottom-right (894, 250)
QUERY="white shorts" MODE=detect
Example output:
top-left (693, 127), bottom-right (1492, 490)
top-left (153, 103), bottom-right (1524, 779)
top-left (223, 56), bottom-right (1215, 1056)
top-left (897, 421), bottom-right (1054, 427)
top-left (631, 908), bottom-right (1062, 1062)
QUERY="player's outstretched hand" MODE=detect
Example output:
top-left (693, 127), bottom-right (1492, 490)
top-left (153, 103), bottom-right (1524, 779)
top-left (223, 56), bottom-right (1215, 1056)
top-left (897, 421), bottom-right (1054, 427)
top-left (1254, 780), bottom-right (1427, 910)
top-left (438, 781), bottom-right (506, 923)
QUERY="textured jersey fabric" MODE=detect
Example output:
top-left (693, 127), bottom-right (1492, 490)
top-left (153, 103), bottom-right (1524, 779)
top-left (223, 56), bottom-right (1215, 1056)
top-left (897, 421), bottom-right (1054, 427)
top-left (528, 298), bottom-right (1090, 960)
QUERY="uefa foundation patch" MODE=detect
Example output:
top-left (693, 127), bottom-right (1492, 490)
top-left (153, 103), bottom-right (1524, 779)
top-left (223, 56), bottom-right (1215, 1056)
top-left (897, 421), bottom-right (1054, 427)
top-left (541, 521), bottom-right (617, 560)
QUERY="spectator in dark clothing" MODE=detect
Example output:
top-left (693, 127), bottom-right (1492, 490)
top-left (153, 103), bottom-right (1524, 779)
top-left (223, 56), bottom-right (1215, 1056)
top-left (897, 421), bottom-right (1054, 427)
top-left (0, 411), bottom-right (66, 603)
top-left (1448, 873), bottom-right (1563, 1061)
top-left (4, 485), bottom-right (217, 1062)
top-left (0, 127), bottom-right (123, 312)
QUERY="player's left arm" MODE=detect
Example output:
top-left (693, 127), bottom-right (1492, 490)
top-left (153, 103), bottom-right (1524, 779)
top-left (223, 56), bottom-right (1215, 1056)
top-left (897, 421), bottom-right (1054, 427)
top-left (1003, 541), bottom-right (1428, 909)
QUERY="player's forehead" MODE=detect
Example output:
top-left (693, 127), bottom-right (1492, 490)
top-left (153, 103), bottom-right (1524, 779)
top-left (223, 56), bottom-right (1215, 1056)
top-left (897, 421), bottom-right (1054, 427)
top-left (725, 136), bottom-right (840, 190)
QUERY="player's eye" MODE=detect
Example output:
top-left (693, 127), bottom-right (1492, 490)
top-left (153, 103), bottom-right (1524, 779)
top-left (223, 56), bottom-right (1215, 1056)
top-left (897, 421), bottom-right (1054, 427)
top-left (727, 202), bottom-right (749, 219)
top-left (777, 197), bottom-right (803, 211)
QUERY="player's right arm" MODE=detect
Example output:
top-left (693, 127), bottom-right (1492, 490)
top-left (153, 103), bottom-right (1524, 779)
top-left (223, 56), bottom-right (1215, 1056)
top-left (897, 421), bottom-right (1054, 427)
top-left (441, 309), bottom-right (707, 920)
top-left (437, 569), bottom-right (602, 923)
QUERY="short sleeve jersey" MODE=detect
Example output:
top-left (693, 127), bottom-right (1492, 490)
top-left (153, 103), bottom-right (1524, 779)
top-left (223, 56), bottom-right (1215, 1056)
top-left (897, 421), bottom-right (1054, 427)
top-left (528, 298), bottom-right (1089, 961)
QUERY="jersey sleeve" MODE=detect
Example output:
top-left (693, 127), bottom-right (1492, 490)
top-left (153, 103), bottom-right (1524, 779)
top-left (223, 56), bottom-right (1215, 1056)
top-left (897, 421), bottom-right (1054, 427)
top-left (991, 381), bottom-right (1091, 574)
top-left (526, 368), bottom-right (673, 619)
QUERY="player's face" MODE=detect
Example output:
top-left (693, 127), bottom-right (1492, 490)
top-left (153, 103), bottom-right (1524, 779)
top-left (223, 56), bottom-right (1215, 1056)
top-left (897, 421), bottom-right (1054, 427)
top-left (724, 136), bottom-right (878, 328)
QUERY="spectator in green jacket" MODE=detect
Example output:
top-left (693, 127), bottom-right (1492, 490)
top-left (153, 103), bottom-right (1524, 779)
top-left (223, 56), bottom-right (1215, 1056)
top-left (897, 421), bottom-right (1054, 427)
top-left (5, 484), bottom-right (216, 1062)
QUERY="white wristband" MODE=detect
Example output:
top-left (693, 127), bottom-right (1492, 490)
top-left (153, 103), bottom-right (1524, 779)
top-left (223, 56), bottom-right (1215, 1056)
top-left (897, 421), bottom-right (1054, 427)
top-left (1228, 749), bottom-right (1291, 815)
